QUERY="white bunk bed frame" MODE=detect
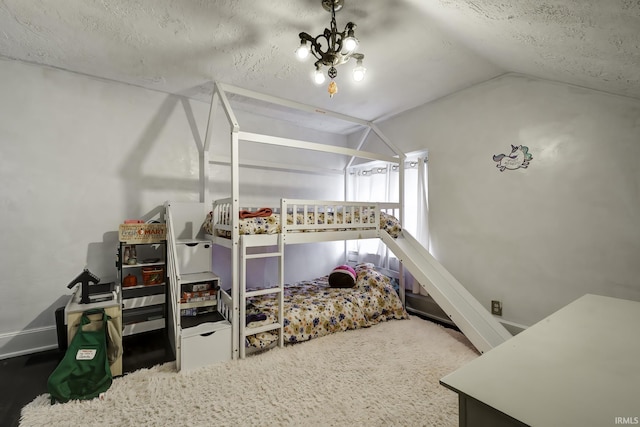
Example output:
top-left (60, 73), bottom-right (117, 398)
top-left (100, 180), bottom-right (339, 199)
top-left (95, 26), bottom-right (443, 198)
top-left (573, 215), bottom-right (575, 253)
top-left (202, 82), bottom-right (407, 360)
top-left (176, 82), bottom-right (511, 361)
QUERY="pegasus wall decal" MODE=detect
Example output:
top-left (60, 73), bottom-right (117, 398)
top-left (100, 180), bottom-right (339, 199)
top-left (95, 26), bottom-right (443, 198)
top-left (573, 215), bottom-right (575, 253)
top-left (492, 145), bottom-right (533, 172)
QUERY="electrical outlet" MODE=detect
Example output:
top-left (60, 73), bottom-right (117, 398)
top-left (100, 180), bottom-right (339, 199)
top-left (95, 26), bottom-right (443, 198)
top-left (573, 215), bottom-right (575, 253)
top-left (491, 300), bottom-right (502, 316)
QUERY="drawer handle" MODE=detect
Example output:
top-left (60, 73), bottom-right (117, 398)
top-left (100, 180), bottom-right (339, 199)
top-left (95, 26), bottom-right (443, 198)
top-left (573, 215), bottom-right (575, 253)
top-left (201, 331), bottom-right (217, 337)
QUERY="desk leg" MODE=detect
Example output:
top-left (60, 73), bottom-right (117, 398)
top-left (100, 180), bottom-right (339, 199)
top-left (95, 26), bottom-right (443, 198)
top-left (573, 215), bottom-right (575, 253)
top-left (457, 393), bottom-right (528, 427)
top-left (458, 394), bottom-right (467, 427)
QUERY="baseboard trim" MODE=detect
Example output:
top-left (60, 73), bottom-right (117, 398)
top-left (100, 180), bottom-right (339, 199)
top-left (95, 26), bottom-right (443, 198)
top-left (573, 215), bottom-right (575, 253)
top-left (406, 292), bottom-right (528, 336)
top-left (0, 326), bottom-right (58, 360)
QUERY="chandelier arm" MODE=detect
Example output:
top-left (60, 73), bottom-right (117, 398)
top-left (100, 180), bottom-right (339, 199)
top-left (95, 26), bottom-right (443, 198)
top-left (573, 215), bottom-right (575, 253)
top-left (299, 32), bottom-right (315, 43)
top-left (314, 33), bottom-right (332, 64)
top-left (301, 31), bottom-right (327, 63)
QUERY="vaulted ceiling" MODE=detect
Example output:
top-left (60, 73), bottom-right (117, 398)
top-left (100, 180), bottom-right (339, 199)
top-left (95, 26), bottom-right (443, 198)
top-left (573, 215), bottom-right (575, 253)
top-left (1, 0), bottom-right (639, 128)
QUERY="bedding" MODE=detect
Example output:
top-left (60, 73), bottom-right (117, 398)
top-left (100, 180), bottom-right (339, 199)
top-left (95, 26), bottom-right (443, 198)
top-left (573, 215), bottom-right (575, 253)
top-left (204, 209), bottom-right (402, 238)
top-left (243, 263), bottom-right (408, 349)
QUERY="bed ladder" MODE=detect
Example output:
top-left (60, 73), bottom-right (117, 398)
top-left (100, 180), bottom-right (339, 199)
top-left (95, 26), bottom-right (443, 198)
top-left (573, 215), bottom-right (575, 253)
top-left (239, 235), bottom-right (285, 359)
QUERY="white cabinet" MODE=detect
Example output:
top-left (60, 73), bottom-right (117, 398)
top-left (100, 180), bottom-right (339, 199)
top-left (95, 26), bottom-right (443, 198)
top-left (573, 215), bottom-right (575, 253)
top-left (181, 318), bottom-right (232, 371)
top-left (166, 201), bottom-right (231, 371)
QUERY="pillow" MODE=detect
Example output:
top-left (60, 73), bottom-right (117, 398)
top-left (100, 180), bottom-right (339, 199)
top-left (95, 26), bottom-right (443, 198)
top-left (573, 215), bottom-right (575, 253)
top-left (328, 265), bottom-right (357, 288)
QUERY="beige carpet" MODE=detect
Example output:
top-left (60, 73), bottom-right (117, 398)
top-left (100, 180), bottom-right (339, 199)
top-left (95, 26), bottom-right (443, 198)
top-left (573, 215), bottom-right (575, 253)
top-left (21, 316), bottom-right (478, 427)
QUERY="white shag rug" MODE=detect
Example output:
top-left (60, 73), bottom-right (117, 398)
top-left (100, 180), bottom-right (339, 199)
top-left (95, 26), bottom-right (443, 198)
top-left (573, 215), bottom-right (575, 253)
top-left (20, 316), bottom-right (478, 427)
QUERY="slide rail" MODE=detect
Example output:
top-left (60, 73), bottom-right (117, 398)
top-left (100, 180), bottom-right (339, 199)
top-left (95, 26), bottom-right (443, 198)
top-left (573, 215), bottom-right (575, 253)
top-left (381, 230), bottom-right (511, 354)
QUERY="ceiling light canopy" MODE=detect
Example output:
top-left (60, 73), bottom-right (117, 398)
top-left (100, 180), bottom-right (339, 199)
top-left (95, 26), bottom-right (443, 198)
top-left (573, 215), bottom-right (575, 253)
top-left (296, 0), bottom-right (366, 98)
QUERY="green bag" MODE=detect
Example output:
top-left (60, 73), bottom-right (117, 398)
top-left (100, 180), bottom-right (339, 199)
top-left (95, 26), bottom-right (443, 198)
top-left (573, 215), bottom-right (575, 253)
top-left (47, 308), bottom-right (113, 404)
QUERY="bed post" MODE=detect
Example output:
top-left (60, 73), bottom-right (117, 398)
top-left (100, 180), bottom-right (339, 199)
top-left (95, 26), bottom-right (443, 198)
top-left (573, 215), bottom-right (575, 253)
top-left (201, 87), bottom-right (219, 206)
top-left (230, 126), bottom-right (241, 360)
top-left (365, 122), bottom-right (407, 305)
top-left (215, 82), bottom-right (242, 360)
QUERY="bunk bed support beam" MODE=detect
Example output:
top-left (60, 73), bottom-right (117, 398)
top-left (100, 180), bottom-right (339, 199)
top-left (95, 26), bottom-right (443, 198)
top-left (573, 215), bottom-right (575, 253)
top-left (209, 156), bottom-right (345, 176)
top-left (214, 83), bottom-right (239, 133)
top-left (238, 131), bottom-right (397, 164)
top-left (346, 127), bottom-right (372, 170)
top-left (369, 122), bottom-right (404, 160)
top-left (216, 82), bottom-right (371, 127)
top-left (200, 89), bottom-right (219, 205)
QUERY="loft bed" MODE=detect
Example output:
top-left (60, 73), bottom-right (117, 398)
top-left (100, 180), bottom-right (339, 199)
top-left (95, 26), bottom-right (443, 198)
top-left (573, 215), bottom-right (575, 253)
top-left (205, 199), bottom-right (406, 358)
top-left (199, 83), bottom-right (410, 359)
top-left (166, 83), bottom-right (511, 365)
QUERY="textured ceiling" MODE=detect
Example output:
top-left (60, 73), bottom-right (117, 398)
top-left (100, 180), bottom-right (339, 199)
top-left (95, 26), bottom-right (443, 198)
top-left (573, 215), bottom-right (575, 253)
top-left (1, 0), bottom-right (639, 132)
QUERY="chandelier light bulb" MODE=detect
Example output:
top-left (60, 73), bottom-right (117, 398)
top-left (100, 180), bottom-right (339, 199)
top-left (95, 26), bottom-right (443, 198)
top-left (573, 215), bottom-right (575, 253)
top-left (343, 36), bottom-right (358, 53)
top-left (295, 42), bottom-right (310, 60)
top-left (353, 61), bottom-right (366, 82)
top-left (314, 68), bottom-right (326, 85)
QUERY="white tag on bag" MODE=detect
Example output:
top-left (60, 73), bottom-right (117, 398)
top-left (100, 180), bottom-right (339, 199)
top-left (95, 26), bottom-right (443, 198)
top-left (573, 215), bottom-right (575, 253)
top-left (76, 349), bottom-right (97, 360)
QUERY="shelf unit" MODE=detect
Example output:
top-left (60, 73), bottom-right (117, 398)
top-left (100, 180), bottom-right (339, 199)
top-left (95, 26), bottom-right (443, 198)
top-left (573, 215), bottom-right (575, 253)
top-left (117, 239), bottom-right (167, 337)
top-left (166, 201), bottom-right (231, 371)
top-left (176, 241), bottom-right (220, 329)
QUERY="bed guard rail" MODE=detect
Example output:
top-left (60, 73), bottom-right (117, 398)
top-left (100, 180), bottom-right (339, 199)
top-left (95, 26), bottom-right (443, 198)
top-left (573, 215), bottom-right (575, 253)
top-left (211, 198), bottom-right (233, 235)
top-left (211, 198), bottom-right (401, 234)
top-left (217, 289), bottom-right (233, 321)
top-left (281, 199), bottom-right (397, 233)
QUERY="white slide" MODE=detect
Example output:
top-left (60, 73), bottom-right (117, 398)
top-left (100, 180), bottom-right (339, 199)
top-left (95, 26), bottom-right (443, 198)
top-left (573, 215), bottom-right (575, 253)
top-left (381, 230), bottom-right (512, 354)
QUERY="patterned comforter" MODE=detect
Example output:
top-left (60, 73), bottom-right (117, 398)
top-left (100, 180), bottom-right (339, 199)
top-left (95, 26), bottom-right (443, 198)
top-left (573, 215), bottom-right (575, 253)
top-left (206, 210), bottom-right (402, 238)
top-left (244, 264), bottom-right (408, 349)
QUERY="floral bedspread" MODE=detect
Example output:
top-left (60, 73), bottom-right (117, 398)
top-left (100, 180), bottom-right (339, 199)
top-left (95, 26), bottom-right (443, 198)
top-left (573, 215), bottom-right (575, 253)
top-left (245, 264), bottom-right (408, 349)
top-left (206, 210), bottom-right (402, 238)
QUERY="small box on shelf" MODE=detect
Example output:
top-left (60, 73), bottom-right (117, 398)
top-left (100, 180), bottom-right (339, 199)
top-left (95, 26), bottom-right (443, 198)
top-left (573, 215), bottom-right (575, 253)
top-left (185, 282), bottom-right (216, 292)
top-left (180, 290), bottom-right (217, 304)
top-left (142, 267), bottom-right (164, 286)
top-left (118, 223), bottom-right (166, 244)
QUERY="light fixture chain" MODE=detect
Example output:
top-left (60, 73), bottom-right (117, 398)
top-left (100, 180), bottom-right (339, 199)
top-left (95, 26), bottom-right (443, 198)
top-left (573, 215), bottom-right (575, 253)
top-left (330, 2), bottom-right (338, 54)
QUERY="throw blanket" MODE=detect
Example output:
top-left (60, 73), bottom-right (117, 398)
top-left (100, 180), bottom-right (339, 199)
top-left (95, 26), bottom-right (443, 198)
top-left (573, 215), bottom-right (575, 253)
top-left (245, 264), bottom-right (408, 348)
top-left (239, 208), bottom-right (273, 219)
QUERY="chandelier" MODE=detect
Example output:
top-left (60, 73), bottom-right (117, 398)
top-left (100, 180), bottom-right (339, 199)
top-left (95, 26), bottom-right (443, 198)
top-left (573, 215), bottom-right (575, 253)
top-left (295, 0), bottom-right (366, 97)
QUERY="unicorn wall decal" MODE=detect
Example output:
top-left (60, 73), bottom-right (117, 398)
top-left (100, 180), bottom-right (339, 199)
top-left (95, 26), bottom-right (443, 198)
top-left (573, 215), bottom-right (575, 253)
top-left (492, 145), bottom-right (533, 172)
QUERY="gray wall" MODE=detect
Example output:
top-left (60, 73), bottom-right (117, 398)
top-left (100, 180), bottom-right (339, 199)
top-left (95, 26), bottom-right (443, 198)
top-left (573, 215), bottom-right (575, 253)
top-left (375, 73), bottom-right (640, 328)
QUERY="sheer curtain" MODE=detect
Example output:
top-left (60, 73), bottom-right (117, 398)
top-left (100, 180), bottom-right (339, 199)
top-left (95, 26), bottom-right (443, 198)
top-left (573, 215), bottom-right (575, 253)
top-left (347, 155), bottom-right (429, 295)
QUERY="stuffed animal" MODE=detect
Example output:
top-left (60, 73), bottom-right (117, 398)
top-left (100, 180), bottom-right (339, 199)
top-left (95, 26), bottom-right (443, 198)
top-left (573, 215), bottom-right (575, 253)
top-left (328, 265), bottom-right (356, 288)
